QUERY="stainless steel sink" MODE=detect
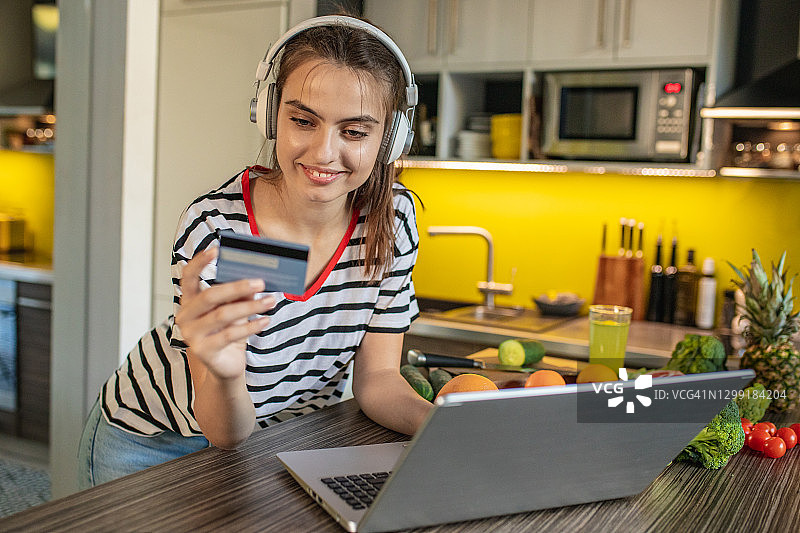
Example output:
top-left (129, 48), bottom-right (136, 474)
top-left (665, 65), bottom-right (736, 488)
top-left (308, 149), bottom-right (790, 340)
top-left (444, 305), bottom-right (524, 321)
top-left (428, 305), bottom-right (579, 333)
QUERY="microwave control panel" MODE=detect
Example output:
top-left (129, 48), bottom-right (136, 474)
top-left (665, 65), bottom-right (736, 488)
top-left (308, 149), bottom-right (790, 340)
top-left (653, 70), bottom-right (693, 156)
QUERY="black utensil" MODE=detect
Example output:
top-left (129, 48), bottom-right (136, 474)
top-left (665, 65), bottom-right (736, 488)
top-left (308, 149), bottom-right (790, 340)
top-left (626, 219), bottom-right (636, 258)
top-left (662, 236), bottom-right (678, 323)
top-left (407, 350), bottom-right (537, 373)
top-left (601, 222), bottom-right (607, 255)
top-left (646, 234), bottom-right (664, 322)
top-left (636, 222), bottom-right (644, 259)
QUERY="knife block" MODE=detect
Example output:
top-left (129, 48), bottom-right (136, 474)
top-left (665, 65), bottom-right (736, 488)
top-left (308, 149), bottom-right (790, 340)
top-left (593, 255), bottom-right (645, 320)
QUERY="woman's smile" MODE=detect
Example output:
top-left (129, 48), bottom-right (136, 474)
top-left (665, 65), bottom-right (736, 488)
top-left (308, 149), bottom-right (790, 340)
top-left (301, 164), bottom-right (345, 185)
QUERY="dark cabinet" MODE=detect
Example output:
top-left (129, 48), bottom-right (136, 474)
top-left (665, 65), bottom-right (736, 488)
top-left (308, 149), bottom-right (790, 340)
top-left (0, 278), bottom-right (51, 444)
top-left (15, 281), bottom-right (51, 443)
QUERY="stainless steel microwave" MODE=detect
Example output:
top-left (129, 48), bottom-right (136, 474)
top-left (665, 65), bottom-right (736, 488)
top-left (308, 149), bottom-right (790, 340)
top-left (542, 69), bottom-right (698, 162)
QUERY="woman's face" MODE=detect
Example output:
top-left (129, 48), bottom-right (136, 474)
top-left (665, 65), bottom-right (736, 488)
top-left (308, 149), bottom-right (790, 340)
top-left (275, 59), bottom-right (387, 208)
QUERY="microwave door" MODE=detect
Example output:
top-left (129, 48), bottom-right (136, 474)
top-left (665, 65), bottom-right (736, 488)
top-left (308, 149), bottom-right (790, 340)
top-left (545, 86), bottom-right (654, 159)
top-left (542, 70), bottom-right (657, 161)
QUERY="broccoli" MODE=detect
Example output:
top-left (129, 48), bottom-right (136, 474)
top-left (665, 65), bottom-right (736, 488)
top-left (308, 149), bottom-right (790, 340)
top-left (675, 400), bottom-right (746, 469)
top-left (665, 334), bottom-right (727, 374)
top-left (735, 383), bottom-right (771, 423)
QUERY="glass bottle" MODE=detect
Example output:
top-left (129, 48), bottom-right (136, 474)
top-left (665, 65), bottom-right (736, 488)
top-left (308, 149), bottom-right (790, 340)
top-left (674, 249), bottom-right (699, 326)
top-left (695, 257), bottom-right (717, 329)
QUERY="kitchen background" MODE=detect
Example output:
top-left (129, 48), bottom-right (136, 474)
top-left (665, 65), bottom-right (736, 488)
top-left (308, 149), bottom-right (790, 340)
top-left (1, 0), bottom-right (799, 503)
top-left (0, 151), bottom-right (54, 257)
top-left (4, 148), bottom-right (799, 310)
top-left (403, 168), bottom-right (800, 309)
top-left (6, 146), bottom-right (798, 305)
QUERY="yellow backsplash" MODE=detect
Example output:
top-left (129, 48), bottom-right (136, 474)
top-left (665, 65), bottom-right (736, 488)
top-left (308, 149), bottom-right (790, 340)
top-left (401, 167), bottom-right (800, 309)
top-left (0, 150), bottom-right (55, 256)
top-left (0, 151), bottom-right (797, 311)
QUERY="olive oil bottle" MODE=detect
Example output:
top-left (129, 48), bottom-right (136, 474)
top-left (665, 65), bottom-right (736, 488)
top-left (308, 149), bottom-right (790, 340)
top-left (674, 249), bottom-right (699, 326)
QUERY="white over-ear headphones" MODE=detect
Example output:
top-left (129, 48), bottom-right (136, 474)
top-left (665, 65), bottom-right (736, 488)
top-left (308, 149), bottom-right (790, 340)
top-left (249, 15), bottom-right (418, 164)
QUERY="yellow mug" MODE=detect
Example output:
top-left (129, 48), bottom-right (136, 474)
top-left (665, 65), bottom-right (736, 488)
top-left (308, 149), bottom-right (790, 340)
top-left (490, 113), bottom-right (522, 159)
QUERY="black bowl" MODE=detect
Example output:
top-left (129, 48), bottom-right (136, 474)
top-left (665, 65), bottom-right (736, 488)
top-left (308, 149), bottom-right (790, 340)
top-left (533, 297), bottom-right (585, 317)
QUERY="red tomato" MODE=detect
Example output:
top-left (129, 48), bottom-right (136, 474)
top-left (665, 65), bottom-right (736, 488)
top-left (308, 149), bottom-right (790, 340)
top-left (741, 418), bottom-right (753, 434)
top-left (763, 437), bottom-right (787, 459)
top-left (754, 422), bottom-right (777, 436)
top-left (777, 427), bottom-right (797, 449)
top-left (748, 429), bottom-right (771, 452)
top-left (741, 417), bottom-right (752, 427)
top-left (790, 423), bottom-right (800, 436)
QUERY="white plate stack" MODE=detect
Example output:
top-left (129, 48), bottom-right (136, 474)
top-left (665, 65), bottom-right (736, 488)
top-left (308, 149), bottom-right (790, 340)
top-left (457, 130), bottom-right (492, 159)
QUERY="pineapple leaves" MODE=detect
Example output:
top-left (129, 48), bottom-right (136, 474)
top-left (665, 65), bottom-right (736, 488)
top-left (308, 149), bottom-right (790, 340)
top-left (728, 261), bottom-right (746, 286)
top-left (776, 251), bottom-right (787, 276)
top-left (730, 249), bottom-right (799, 346)
top-left (752, 250), bottom-right (769, 289)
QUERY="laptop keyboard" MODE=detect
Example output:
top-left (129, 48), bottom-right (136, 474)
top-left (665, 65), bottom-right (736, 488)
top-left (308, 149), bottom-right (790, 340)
top-left (320, 472), bottom-right (391, 510)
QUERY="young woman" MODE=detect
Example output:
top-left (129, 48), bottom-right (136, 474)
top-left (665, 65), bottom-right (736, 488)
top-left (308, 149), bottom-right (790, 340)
top-left (78, 16), bottom-right (432, 488)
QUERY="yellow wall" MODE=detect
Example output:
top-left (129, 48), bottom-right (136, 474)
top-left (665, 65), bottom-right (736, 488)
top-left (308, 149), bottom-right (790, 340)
top-left (0, 151), bottom-right (797, 313)
top-left (401, 168), bottom-right (800, 310)
top-left (0, 150), bottom-right (55, 256)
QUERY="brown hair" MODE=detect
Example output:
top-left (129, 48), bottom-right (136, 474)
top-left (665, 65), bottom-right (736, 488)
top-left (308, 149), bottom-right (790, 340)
top-left (259, 19), bottom-right (407, 280)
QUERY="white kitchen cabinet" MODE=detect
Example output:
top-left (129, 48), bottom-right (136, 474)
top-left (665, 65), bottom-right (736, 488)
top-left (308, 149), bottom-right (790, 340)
top-left (445, 0), bottom-right (531, 69)
top-left (530, 0), bottom-right (716, 69)
top-left (365, 0), bottom-right (531, 72)
top-left (160, 0), bottom-right (275, 12)
top-left (152, 1), bottom-right (288, 319)
top-left (614, 0), bottom-right (715, 65)
top-left (365, 1), bottom-right (530, 160)
top-left (364, 0), bottom-right (440, 72)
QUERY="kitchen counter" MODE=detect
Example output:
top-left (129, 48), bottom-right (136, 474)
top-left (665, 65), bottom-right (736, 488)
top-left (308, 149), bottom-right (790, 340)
top-left (2, 398), bottom-right (799, 532)
top-left (0, 253), bottom-right (53, 284)
top-left (409, 309), bottom-right (713, 369)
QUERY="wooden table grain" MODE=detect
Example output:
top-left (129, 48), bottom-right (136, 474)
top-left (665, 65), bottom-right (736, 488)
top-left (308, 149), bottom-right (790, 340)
top-left (2, 399), bottom-right (799, 532)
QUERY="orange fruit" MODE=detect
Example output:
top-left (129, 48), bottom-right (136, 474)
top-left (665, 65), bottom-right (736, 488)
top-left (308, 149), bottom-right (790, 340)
top-left (435, 373), bottom-right (498, 399)
top-left (576, 363), bottom-right (619, 384)
top-left (524, 369), bottom-right (566, 388)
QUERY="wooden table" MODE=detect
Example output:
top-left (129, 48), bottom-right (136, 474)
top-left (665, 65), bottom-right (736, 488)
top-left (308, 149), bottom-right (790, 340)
top-left (2, 399), bottom-right (800, 532)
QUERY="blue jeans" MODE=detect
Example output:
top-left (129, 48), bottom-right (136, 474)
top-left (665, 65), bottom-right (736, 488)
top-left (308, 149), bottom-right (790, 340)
top-left (77, 399), bottom-right (210, 489)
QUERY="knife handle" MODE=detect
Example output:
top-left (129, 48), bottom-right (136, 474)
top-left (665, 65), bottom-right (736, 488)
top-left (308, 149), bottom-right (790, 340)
top-left (407, 350), bottom-right (482, 369)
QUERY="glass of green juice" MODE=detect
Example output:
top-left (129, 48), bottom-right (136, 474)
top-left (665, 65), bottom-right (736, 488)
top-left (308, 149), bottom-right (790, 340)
top-left (588, 305), bottom-right (633, 376)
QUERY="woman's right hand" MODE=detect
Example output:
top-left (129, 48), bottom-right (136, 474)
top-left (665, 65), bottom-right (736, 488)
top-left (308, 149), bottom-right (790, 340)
top-left (175, 247), bottom-right (275, 381)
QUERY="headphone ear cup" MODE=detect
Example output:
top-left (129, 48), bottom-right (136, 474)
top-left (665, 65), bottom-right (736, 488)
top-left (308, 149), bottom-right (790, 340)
top-left (254, 85), bottom-right (270, 139)
top-left (382, 111), bottom-right (411, 164)
top-left (265, 83), bottom-right (279, 140)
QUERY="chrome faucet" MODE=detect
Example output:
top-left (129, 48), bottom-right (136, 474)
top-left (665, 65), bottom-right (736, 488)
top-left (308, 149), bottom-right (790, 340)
top-left (427, 226), bottom-right (514, 310)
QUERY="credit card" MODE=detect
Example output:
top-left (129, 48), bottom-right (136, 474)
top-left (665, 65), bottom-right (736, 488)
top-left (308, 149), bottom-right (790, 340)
top-left (215, 231), bottom-right (309, 295)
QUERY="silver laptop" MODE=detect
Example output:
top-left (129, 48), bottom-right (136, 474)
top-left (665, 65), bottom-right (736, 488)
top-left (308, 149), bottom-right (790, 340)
top-left (278, 369), bottom-right (754, 532)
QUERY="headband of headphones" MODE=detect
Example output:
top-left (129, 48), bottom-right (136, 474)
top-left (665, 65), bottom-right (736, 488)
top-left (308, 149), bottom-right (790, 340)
top-left (252, 15), bottom-right (418, 110)
top-left (248, 16), bottom-right (419, 163)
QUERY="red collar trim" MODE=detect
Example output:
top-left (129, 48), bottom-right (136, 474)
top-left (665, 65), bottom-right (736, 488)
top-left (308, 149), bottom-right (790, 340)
top-left (286, 208), bottom-right (360, 302)
top-left (241, 167), bottom-right (360, 302)
top-left (242, 166), bottom-right (262, 236)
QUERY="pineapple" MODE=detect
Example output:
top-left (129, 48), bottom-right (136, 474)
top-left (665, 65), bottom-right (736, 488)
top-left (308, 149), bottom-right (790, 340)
top-left (730, 250), bottom-right (800, 412)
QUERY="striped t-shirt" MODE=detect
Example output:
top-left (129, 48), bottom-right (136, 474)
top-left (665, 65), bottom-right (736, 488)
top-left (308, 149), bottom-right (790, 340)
top-left (101, 168), bottom-right (420, 436)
